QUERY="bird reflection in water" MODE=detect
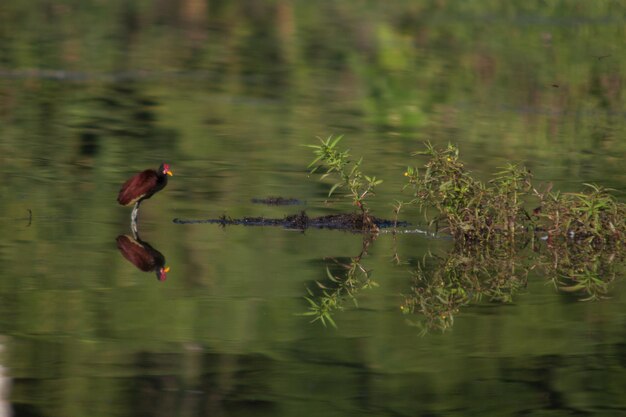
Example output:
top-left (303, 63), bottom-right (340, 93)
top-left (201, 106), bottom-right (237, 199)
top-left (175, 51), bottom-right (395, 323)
top-left (116, 233), bottom-right (170, 281)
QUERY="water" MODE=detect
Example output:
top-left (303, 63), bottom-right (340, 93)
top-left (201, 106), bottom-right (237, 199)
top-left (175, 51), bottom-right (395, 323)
top-left (1, 2), bottom-right (626, 416)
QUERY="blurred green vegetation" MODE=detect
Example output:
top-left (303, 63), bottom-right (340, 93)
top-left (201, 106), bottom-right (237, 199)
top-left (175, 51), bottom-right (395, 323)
top-left (1, 0), bottom-right (625, 173)
top-left (1, 1), bottom-right (626, 416)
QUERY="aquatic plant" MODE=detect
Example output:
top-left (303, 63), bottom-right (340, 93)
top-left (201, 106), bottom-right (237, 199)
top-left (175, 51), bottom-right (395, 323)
top-left (404, 143), bottom-right (626, 245)
top-left (303, 139), bottom-right (626, 330)
top-left (308, 135), bottom-right (383, 232)
top-left (532, 183), bottom-right (626, 244)
top-left (306, 136), bottom-right (626, 246)
top-left (403, 142), bottom-right (533, 243)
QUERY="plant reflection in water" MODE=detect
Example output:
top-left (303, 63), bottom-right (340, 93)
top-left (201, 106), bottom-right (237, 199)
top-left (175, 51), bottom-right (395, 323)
top-left (400, 242), bottom-right (530, 334)
top-left (303, 234), bottom-right (378, 328)
top-left (305, 235), bottom-right (624, 333)
top-left (539, 242), bottom-right (623, 301)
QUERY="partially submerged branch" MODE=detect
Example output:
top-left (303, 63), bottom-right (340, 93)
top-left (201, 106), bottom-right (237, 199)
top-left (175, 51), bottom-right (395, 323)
top-left (173, 212), bottom-right (407, 231)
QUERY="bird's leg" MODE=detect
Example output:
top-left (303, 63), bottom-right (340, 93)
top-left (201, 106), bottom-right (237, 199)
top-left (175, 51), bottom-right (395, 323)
top-left (131, 201), bottom-right (141, 222)
top-left (131, 201), bottom-right (141, 236)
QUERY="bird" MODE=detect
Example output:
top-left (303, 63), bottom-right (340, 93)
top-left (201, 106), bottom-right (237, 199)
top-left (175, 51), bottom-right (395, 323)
top-left (117, 163), bottom-right (173, 230)
top-left (116, 234), bottom-right (170, 281)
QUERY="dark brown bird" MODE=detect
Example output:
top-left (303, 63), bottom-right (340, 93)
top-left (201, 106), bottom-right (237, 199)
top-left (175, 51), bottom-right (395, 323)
top-left (117, 163), bottom-right (173, 226)
top-left (116, 234), bottom-right (170, 281)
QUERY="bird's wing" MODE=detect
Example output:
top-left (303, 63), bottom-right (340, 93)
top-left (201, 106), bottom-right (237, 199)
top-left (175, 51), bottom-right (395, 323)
top-left (117, 170), bottom-right (158, 206)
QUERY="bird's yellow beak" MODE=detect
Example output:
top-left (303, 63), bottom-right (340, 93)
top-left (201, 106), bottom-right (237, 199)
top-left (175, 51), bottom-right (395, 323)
top-left (166, 170), bottom-right (173, 176)
top-left (164, 266), bottom-right (171, 272)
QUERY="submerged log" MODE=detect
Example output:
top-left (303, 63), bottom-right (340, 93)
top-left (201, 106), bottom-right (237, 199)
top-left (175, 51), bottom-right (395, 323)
top-left (173, 211), bottom-right (408, 231)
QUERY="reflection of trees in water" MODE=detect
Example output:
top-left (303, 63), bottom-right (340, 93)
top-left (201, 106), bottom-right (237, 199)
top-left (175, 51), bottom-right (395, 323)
top-left (129, 349), bottom-right (276, 417)
top-left (74, 83), bottom-right (177, 162)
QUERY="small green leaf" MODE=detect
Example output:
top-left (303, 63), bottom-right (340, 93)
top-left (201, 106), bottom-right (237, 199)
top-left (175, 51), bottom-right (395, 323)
top-left (324, 313), bottom-right (338, 328)
top-left (316, 281), bottom-right (328, 289)
top-left (330, 135), bottom-right (344, 148)
top-left (328, 182), bottom-right (342, 197)
top-left (304, 297), bottom-right (319, 308)
top-left (307, 155), bottom-right (324, 169)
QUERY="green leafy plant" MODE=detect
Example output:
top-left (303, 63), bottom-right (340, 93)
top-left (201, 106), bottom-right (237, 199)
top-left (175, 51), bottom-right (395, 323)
top-left (308, 135), bottom-right (382, 231)
top-left (533, 183), bottom-right (626, 244)
top-left (303, 138), bottom-right (626, 330)
top-left (403, 143), bottom-right (533, 243)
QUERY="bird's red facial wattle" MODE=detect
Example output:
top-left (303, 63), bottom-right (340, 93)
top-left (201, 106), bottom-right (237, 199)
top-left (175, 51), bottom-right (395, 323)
top-left (162, 163), bottom-right (173, 176)
top-left (158, 266), bottom-right (170, 281)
